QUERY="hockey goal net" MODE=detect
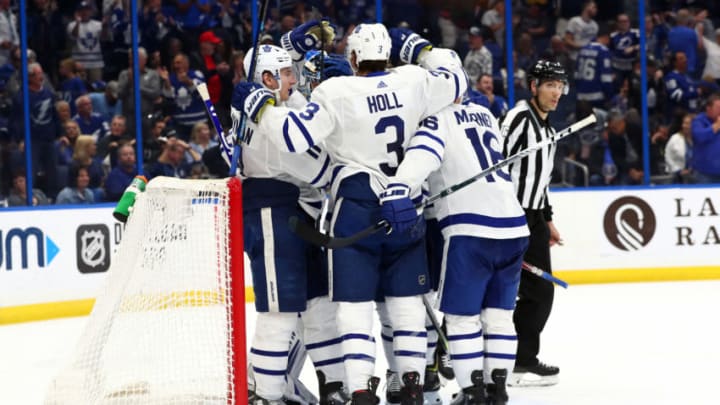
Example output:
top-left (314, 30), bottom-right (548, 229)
top-left (46, 177), bottom-right (246, 404)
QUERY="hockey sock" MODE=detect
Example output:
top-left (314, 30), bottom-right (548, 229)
top-left (445, 313), bottom-right (484, 389)
top-left (376, 301), bottom-right (398, 372)
top-left (481, 308), bottom-right (517, 381)
top-left (337, 301), bottom-right (376, 393)
top-left (302, 296), bottom-right (345, 384)
top-left (250, 312), bottom-right (298, 400)
top-left (386, 295), bottom-right (427, 382)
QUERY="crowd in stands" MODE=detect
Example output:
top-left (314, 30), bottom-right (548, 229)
top-left (1, 0), bottom-right (719, 206)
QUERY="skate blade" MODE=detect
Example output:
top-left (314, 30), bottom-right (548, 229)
top-left (507, 372), bottom-right (559, 387)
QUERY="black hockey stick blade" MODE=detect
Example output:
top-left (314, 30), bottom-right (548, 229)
top-left (288, 216), bottom-right (388, 249)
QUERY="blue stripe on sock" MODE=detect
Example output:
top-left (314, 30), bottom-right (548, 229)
top-left (394, 350), bottom-right (427, 359)
top-left (306, 337), bottom-right (343, 350)
top-left (314, 356), bottom-right (345, 367)
top-left (394, 330), bottom-right (428, 338)
top-left (447, 331), bottom-right (482, 341)
top-left (253, 366), bottom-right (286, 376)
top-left (251, 348), bottom-right (289, 357)
top-left (450, 351), bottom-right (484, 360)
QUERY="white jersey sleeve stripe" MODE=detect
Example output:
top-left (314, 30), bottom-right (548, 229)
top-left (435, 67), bottom-right (460, 101)
top-left (308, 155), bottom-right (331, 187)
top-left (415, 130), bottom-right (446, 148)
top-left (287, 112), bottom-right (316, 150)
top-left (406, 145), bottom-right (442, 162)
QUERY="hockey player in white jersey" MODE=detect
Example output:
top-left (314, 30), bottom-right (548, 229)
top-left (231, 29), bottom-right (351, 403)
top-left (234, 24), bottom-right (467, 404)
top-left (382, 98), bottom-right (530, 404)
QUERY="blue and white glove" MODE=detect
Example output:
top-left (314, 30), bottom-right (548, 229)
top-left (389, 27), bottom-right (432, 66)
top-left (232, 82), bottom-right (276, 124)
top-left (281, 19), bottom-right (336, 60)
top-left (379, 183), bottom-right (419, 234)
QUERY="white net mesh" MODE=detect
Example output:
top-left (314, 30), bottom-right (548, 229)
top-left (46, 177), bottom-right (244, 405)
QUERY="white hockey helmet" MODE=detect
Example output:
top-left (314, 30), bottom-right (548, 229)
top-left (345, 23), bottom-right (391, 66)
top-left (244, 44), bottom-right (293, 85)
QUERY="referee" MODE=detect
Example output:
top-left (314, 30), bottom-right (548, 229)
top-left (500, 60), bottom-right (567, 387)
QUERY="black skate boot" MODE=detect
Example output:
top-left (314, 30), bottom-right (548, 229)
top-left (485, 369), bottom-right (508, 405)
top-left (386, 369), bottom-right (401, 404)
top-left (351, 376), bottom-right (381, 405)
top-left (509, 361), bottom-right (559, 387)
top-left (399, 371), bottom-right (423, 405)
top-left (450, 370), bottom-right (486, 405)
top-left (317, 370), bottom-right (350, 405)
top-left (423, 365), bottom-right (442, 404)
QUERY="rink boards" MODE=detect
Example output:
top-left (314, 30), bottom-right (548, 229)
top-left (1, 185), bottom-right (719, 324)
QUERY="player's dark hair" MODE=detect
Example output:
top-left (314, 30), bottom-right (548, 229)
top-left (358, 60), bottom-right (387, 74)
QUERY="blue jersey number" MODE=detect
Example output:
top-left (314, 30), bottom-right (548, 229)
top-left (299, 102), bottom-right (320, 120)
top-left (465, 128), bottom-right (511, 182)
top-left (376, 116), bottom-right (405, 176)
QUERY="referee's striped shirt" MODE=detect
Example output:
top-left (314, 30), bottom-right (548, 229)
top-left (499, 100), bottom-right (557, 210)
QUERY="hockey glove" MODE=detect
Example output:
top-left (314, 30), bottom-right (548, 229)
top-left (379, 183), bottom-right (419, 234)
top-left (233, 82), bottom-right (276, 124)
top-left (389, 27), bottom-right (432, 66)
top-left (281, 19), bottom-right (336, 59)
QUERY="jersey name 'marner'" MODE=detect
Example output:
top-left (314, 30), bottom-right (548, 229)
top-left (454, 108), bottom-right (493, 128)
top-left (367, 92), bottom-right (404, 113)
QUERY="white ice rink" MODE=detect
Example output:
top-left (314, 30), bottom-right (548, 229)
top-left (2, 280), bottom-right (719, 405)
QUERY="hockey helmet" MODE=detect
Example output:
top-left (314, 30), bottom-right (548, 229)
top-left (345, 23), bottom-right (391, 66)
top-left (243, 44), bottom-right (293, 85)
top-left (527, 60), bottom-right (569, 95)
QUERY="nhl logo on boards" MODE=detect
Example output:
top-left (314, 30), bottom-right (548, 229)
top-left (603, 196), bottom-right (656, 251)
top-left (76, 224), bottom-right (111, 273)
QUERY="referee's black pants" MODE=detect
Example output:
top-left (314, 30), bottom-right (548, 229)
top-left (513, 208), bottom-right (554, 367)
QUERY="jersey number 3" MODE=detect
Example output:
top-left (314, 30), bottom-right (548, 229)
top-left (376, 116), bottom-right (405, 176)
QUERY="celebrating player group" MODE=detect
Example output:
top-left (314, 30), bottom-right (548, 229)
top-left (222, 15), bottom-right (578, 405)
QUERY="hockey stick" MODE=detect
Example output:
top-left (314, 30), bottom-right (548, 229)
top-left (522, 261), bottom-right (569, 288)
top-left (290, 113), bottom-right (597, 249)
top-left (422, 294), bottom-right (449, 350)
top-left (196, 83), bottom-right (230, 161)
top-left (229, 0), bottom-right (271, 175)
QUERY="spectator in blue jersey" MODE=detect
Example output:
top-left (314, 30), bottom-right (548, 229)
top-left (664, 51), bottom-right (699, 116)
top-left (174, 0), bottom-right (211, 49)
top-left (475, 73), bottom-right (508, 118)
top-left (57, 120), bottom-right (81, 166)
top-left (104, 143), bottom-right (137, 201)
top-left (161, 53), bottom-right (207, 141)
top-left (10, 62), bottom-right (61, 196)
top-left (668, 9), bottom-right (703, 79)
top-left (139, 0), bottom-right (172, 55)
top-left (89, 80), bottom-right (122, 122)
top-left (610, 14), bottom-right (640, 92)
top-left (575, 25), bottom-right (614, 110)
top-left (106, 1), bottom-right (131, 80)
top-left (73, 95), bottom-right (109, 140)
top-left (147, 137), bottom-right (191, 179)
top-left (58, 58), bottom-right (88, 116)
top-left (55, 164), bottom-right (94, 204)
top-left (691, 93), bottom-right (720, 183)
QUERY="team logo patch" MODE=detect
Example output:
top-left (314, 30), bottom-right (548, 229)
top-left (76, 224), bottom-right (111, 273)
top-left (603, 196), bottom-right (656, 251)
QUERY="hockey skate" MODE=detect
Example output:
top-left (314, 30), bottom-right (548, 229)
top-left (423, 365), bottom-right (442, 404)
top-left (400, 371), bottom-right (424, 405)
top-left (449, 370), bottom-right (486, 405)
top-left (485, 369), bottom-right (508, 405)
top-left (508, 361), bottom-right (559, 387)
top-left (316, 371), bottom-right (350, 405)
top-left (351, 376), bottom-right (381, 405)
top-left (386, 369), bottom-right (402, 404)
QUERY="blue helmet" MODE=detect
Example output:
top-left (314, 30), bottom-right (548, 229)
top-left (300, 51), bottom-right (353, 98)
top-left (302, 51), bottom-right (353, 83)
